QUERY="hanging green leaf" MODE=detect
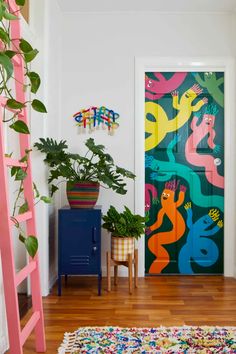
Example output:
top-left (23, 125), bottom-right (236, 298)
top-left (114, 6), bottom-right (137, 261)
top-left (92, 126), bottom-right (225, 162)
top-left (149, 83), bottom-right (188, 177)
top-left (5, 50), bottom-right (17, 59)
top-left (31, 99), bottom-right (47, 113)
top-left (15, 168), bottom-right (27, 181)
top-left (11, 166), bottom-right (18, 177)
top-left (19, 200), bottom-right (29, 214)
top-left (7, 98), bottom-right (25, 109)
top-left (50, 184), bottom-right (58, 196)
top-left (10, 120), bottom-right (30, 134)
top-left (40, 196), bottom-right (52, 204)
top-left (24, 235), bottom-right (38, 258)
top-left (33, 182), bottom-right (40, 198)
top-left (16, 0), bottom-right (26, 6)
top-left (0, 28), bottom-right (10, 44)
top-left (0, 52), bottom-right (13, 80)
top-left (3, 11), bottom-right (18, 20)
top-left (19, 234), bottom-right (26, 243)
top-left (0, 3), bottom-right (3, 21)
top-left (19, 154), bottom-right (28, 162)
top-left (5, 152), bottom-right (13, 158)
top-left (27, 72), bottom-right (41, 94)
top-left (19, 38), bottom-right (33, 53)
top-left (24, 49), bottom-right (39, 63)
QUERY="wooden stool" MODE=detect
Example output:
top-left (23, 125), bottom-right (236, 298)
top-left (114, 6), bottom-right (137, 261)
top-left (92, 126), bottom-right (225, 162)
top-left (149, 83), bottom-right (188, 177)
top-left (106, 249), bottom-right (138, 294)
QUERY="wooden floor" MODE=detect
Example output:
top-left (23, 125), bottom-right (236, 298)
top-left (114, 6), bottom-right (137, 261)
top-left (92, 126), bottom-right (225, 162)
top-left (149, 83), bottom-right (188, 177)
top-left (15, 275), bottom-right (236, 353)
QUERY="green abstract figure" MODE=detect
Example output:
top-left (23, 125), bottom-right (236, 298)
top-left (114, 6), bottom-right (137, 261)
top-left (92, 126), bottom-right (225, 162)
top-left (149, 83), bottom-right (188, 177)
top-left (194, 72), bottom-right (224, 107)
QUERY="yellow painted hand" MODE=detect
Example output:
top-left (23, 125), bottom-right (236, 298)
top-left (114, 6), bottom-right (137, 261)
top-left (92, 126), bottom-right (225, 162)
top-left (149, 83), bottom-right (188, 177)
top-left (184, 202), bottom-right (191, 210)
top-left (217, 220), bottom-right (223, 228)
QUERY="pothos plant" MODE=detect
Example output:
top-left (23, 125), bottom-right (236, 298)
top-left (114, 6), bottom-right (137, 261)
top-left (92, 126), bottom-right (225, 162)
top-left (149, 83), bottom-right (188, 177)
top-left (0, 0), bottom-right (49, 257)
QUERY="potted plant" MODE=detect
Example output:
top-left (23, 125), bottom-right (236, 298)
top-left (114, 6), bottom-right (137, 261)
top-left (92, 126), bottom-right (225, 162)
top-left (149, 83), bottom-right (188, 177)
top-left (102, 205), bottom-right (146, 261)
top-left (34, 138), bottom-right (135, 208)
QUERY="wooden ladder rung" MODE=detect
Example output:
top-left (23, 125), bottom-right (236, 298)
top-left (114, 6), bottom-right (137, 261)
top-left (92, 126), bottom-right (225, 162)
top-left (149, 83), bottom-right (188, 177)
top-left (20, 311), bottom-right (40, 347)
top-left (16, 260), bottom-right (36, 287)
top-left (5, 157), bottom-right (27, 168)
top-left (10, 211), bottom-right (33, 226)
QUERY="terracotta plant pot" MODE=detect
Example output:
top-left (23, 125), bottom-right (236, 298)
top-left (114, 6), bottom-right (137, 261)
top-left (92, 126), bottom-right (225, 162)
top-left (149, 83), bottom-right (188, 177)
top-left (66, 181), bottom-right (100, 208)
top-left (111, 235), bottom-right (134, 261)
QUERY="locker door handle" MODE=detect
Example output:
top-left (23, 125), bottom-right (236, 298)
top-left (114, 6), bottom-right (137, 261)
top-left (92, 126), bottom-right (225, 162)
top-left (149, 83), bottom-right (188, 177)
top-left (92, 227), bottom-right (97, 243)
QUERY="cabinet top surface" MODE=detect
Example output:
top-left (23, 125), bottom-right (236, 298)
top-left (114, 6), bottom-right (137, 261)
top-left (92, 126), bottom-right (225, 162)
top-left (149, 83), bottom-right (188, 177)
top-left (59, 205), bottom-right (102, 211)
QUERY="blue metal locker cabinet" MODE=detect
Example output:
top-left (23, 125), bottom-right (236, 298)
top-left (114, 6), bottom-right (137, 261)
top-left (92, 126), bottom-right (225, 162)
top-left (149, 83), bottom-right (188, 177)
top-left (58, 206), bottom-right (102, 295)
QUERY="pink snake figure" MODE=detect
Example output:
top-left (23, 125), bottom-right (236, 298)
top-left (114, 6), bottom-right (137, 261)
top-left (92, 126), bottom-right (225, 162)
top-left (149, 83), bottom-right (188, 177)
top-left (145, 183), bottom-right (158, 214)
top-left (145, 72), bottom-right (187, 100)
top-left (185, 104), bottom-right (224, 189)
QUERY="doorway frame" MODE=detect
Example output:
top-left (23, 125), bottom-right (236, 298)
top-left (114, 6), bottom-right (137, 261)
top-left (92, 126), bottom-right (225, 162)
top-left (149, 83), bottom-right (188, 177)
top-left (135, 56), bottom-right (235, 277)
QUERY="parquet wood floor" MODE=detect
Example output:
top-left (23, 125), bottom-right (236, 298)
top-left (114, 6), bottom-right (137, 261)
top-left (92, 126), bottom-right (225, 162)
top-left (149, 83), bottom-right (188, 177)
top-left (11, 275), bottom-right (236, 353)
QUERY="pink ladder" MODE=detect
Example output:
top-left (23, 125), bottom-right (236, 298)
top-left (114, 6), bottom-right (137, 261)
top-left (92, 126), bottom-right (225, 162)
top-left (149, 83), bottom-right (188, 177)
top-left (0, 1), bottom-right (46, 353)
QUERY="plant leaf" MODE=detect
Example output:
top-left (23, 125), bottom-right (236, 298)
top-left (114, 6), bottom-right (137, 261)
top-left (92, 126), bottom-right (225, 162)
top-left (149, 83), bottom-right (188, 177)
top-left (5, 50), bottom-right (17, 59)
top-left (31, 99), bottom-right (47, 113)
top-left (0, 4), bottom-right (3, 21)
top-left (27, 71), bottom-right (41, 94)
top-left (0, 52), bottom-right (13, 80)
top-left (40, 196), bottom-right (51, 204)
top-left (24, 236), bottom-right (38, 258)
top-left (10, 120), bottom-right (30, 134)
top-left (50, 184), bottom-right (58, 196)
top-left (15, 168), bottom-right (27, 180)
top-left (0, 28), bottom-right (10, 44)
top-left (19, 201), bottom-right (29, 214)
top-left (24, 49), bottom-right (39, 63)
top-left (7, 98), bottom-right (25, 109)
top-left (11, 166), bottom-right (18, 177)
top-left (3, 11), bottom-right (18, 20)
top-left (19, 234), bottom-right (26, 243)
top-left (19, 38), bottom-right (33, 53)
top-left (19, 154), bottom-right (28, 162)
top-left (33, 182), bottom-right (40, 198)
top-left (16, 0), bottom-right (26, 6)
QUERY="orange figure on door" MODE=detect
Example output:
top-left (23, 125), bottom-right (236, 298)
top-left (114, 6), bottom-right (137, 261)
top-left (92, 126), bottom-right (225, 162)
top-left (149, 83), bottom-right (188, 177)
top-left (148, 180), bottom-right (186, 273)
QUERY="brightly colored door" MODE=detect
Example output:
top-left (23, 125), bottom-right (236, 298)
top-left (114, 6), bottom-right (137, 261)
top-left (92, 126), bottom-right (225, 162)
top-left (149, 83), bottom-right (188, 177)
top-left (145, 72), bottom-right (224, 274)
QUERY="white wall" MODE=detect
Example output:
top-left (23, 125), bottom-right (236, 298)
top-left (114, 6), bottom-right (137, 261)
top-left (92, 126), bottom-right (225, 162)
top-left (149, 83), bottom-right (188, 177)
top-left (57, 11), bottom-right (236, 275)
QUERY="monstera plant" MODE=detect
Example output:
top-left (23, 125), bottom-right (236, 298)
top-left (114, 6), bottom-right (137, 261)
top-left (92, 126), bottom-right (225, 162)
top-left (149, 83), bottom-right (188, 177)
top-left (34, 137), bottom-right (135, 207)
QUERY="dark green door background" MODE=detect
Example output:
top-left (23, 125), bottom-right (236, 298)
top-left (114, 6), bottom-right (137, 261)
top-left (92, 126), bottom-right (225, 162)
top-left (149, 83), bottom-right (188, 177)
top-left (145, 72), bottom-right (224, 274)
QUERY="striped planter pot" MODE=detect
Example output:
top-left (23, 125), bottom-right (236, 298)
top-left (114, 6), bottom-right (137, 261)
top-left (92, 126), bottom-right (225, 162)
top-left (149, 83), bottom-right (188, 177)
top-left (66, 181), bottom-right (100, 208)
top-left (111, 236), bottom-right (134, 261)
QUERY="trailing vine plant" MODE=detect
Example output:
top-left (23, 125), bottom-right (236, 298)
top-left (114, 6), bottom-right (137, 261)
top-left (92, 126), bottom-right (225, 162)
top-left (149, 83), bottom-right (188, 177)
top-left (0, 0), bottom-right (50, 257)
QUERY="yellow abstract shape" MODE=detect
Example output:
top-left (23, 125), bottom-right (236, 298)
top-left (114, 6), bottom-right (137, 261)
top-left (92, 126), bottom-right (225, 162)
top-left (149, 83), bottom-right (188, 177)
top-left (208, 208), bottom-right (220, 222)
top-left (145, 85), bottom-right (208, 151)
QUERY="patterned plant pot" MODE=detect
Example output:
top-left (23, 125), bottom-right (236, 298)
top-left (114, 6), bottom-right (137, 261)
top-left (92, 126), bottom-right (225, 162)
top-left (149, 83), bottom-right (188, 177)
top-left (66, 181), bottom-right (100, 208)
top-left (111, 235), bottom-right (134, 261)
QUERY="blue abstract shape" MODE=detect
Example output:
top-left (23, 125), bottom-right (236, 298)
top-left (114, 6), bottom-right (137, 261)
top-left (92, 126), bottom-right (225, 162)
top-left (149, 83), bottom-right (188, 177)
top-left (178, 206), bottom-right (221, 274)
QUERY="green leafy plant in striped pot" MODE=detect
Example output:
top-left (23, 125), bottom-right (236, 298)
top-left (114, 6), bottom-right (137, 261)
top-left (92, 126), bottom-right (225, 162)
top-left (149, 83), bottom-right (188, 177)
top-left (34, 138), bottom-right (135, 208)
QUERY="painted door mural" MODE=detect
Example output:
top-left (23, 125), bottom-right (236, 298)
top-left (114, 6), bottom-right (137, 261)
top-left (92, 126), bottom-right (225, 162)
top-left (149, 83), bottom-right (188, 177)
top-left (145, 72), bottom-right (224, 274)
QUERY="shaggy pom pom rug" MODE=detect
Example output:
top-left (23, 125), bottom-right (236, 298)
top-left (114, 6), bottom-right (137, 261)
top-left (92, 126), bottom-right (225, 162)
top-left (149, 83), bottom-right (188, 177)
top-left (58, 326), bottom-right (236, 353)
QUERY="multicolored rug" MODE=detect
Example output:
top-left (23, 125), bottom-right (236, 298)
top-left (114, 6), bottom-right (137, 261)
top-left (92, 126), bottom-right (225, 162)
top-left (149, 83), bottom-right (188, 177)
top-left (58, 326), bottom-right (236, 353)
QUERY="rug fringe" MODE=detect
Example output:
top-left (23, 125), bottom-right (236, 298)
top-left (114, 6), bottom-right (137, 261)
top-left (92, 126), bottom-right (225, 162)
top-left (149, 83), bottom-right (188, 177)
top-left (58, 331), bottom-right (77, 354)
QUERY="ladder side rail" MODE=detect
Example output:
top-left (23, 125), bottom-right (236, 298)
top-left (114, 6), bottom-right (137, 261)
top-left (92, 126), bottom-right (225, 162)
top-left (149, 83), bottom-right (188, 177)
top-left (0, 111), bottom-right (23, 354)
top-left (10, 11), bottom-right (46, 352)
